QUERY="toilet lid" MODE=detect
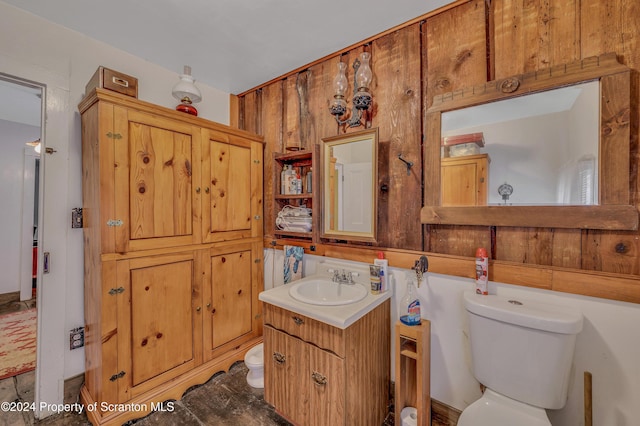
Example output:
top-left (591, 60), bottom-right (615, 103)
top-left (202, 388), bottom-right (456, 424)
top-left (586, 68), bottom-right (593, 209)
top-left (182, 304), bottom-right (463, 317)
top-left (458, 389), bottom-right (550, 426)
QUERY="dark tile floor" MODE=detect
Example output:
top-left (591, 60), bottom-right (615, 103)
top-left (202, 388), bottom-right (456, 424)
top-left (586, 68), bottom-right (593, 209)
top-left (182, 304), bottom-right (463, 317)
top-left (1, 362), bottom-right (293, 426)
top-left (0, 297), bottom-right (445, 425)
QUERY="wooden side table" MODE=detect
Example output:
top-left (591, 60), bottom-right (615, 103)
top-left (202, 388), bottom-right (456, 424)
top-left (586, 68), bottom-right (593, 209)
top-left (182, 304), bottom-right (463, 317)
top-left (395, 320), bottom-right (431, 426)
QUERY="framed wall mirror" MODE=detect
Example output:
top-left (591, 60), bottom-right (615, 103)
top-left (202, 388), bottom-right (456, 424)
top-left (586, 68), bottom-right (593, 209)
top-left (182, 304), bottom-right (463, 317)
top-left (321, 128), bottom-right (378, 242)
top-left (422, 53), bottom-right (638, 230)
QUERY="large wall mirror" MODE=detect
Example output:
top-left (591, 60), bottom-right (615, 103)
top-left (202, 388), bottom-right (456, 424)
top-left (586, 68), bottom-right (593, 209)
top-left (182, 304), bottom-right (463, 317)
top-left (422, 53), bottom-right (638, 230)
top-left (321, 128), bottom-right (378, 242)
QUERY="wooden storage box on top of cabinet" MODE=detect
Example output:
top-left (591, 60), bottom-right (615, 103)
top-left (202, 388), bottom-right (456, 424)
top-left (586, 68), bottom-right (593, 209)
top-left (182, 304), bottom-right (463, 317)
top-left (79, 88), bottom-right (264, 426)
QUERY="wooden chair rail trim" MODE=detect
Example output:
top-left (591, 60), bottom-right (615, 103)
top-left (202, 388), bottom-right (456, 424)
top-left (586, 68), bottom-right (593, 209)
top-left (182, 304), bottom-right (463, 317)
top-left (420, 205), bottom-right (639, 230)
top-left (264, 238), bottom-right (640, 304)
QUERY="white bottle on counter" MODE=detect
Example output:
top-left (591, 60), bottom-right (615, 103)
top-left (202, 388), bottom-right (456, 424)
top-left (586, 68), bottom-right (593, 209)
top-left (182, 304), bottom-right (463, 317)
top-left (374, 251), bottom-right (389, 293)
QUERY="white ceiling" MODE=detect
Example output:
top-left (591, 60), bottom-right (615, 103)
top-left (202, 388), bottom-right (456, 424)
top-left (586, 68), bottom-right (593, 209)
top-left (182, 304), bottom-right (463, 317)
top-left (3, 0), bottom-right (451, 94)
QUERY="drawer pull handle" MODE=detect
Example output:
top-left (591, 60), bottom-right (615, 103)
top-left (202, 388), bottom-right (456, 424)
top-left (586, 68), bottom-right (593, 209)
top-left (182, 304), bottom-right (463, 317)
top-left (112, 77), bottom-right (129, 88)
top-left (292, 316), bottom-right (304, 325)
top-left (311, 371), bottom-right (327, 386)
top-left (273, 352), bottom-right (286, 364)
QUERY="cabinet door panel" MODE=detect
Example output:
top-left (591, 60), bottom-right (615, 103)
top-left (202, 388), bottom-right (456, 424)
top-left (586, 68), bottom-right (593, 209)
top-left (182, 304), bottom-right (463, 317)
top-left (203, 242), bottom-right (262, 361)
top-left (116, 253), bottom-right (197, 401)
top-left (308, 345), bottom-right (345, 426)
top-left (211, 141), bottom-right (251, 232)
top-left (202, 131), bottom-right (263, 242)
top-left (114, 108), bottom-right (199, 252)
top-left (441, 154), bottom-right (489, 206)
top-left (264, 327), bottom-right (309, 425)
top-left (211, 249), bottom-right (252, 347)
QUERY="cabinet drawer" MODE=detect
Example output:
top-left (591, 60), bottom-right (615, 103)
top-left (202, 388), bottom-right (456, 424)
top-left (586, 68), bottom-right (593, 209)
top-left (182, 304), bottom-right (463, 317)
top-left (263, 303), bottom-right (345, 357)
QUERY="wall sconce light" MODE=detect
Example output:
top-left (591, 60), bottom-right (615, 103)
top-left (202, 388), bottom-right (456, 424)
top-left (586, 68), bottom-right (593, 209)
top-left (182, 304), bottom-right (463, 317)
top-left (172, 65), bottom-right (202, 116)
top-left (329, 51), bottom-right (373, 128)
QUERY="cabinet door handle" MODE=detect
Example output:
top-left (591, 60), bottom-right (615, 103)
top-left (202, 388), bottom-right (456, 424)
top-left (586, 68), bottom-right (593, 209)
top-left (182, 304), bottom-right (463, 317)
top-left (273, 352), bottom-right (286, 364)
top-left (311, 371), bottom-right (327, 386)
top-left (195, 187), bottom-right (201, 194)
top-left (205, 187), bottom-right (210, 194)
top-left (292, 316), bottom-right (304, 325)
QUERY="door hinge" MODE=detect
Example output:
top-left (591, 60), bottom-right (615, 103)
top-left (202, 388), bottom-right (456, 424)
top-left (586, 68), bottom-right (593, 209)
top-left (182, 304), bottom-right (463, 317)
top-left (71, 208), bottom-right (83, 228)
top-left (106, 132), bottom-right (123, 139)
top-left (109, 371), bottom-right (126, 381)
top-left (43, 252), bottom-right (50, 274)
top-left (107, 219), bottom-right (124, 227)
top-left (254, 258), bottom-right (262, 264)
top-left (108, 287), bottom-right (125, 295)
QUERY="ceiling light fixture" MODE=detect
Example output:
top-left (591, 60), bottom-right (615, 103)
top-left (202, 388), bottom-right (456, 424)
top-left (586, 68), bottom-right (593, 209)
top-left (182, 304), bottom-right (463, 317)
top-left (172, 65), bottom-right (202, 116)
top-left (329, 51), bottom-right (373, 129)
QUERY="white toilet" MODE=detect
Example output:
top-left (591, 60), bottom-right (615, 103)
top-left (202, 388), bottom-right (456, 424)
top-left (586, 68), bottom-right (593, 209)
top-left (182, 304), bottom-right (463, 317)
top-left (244, 343), bottom-right (264, 388)
top-left (458, 291), bottom-right (583, 426)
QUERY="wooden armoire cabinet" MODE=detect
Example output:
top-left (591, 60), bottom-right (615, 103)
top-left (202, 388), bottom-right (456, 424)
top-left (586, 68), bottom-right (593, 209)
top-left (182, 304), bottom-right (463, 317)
top-left (441, 153), bottom-right (490, 206)
top-left (79, 88), bottom-right (264, 426)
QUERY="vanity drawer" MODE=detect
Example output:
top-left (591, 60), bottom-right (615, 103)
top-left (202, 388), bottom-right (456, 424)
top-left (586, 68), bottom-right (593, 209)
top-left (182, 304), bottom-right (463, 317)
top-left (263, 303), bottom-right (345, 357)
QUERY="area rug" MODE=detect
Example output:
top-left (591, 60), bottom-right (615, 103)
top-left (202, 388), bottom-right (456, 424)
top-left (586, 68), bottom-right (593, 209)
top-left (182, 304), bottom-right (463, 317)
top-left (0, 308), bottom-right (36, 380)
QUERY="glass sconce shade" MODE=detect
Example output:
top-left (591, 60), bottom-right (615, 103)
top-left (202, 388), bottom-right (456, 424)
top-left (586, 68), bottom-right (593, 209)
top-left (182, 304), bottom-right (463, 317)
top-left (172, 65), bottom-right (202, 116)
top-left (354, 52), bottom-right (372, 110)
top-left (330, 62), bottom-right (348, 116)
top-left (355, 52), bottom-right (372, 91)
top-left (333, 62), bottom-right (348, 96)
top-left (328, 52), bottom-right (373, 127)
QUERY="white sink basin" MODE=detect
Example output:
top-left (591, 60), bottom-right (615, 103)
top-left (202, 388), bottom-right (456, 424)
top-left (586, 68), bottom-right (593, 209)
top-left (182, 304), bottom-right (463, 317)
top-left (288, 277), bottom-right (368, 306)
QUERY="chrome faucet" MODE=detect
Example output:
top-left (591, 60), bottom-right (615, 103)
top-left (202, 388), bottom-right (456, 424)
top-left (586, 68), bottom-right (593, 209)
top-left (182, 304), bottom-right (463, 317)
top-left (330, 269), bottom-right (357, 284)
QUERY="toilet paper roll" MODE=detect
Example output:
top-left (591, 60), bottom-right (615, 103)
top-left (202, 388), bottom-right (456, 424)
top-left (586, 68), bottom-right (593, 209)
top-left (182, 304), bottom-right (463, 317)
top-left (400, 406), bottom-right (418, 426)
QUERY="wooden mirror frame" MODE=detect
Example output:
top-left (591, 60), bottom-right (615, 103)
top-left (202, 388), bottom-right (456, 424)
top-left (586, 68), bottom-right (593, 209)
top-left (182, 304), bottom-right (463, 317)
top-left (421, 53), bottom-right (638, 230)
top-left (321, 127), bottom-right (379, 243)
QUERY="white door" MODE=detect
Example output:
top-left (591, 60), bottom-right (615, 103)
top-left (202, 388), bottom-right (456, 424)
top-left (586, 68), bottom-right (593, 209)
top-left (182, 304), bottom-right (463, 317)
top-left (341, 162), bottom-right (372, 233)
top-left (1, 64), bottom-right (71, 418)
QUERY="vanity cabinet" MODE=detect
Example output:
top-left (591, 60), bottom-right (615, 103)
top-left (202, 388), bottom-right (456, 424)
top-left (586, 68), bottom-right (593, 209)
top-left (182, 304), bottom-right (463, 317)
top-left (263, 301), bottom-right (390, 426)
top-left (80, 88), bottom-right (264, 426)
top-left (441, 153), bottom-right (490, 206)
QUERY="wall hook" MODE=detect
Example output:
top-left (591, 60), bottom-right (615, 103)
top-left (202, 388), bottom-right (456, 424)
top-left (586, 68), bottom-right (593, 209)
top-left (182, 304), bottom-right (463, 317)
top-left (397, 154), bottom-right (413, 175)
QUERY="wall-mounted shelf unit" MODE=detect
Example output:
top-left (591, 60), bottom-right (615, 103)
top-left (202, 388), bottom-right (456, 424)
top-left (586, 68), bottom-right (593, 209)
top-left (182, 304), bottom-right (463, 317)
top-left (273, 147), bottom-right (319, 241)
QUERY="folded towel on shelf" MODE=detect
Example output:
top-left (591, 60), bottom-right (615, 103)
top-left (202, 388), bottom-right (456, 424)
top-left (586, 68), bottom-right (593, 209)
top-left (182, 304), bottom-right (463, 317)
top-left (284, 245), bottom-right (304, 284)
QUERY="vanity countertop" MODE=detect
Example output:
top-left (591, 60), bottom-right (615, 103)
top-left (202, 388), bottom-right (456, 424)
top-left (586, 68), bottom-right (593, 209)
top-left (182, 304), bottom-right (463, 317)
top-left (259, 278), bottom-right (391, 329)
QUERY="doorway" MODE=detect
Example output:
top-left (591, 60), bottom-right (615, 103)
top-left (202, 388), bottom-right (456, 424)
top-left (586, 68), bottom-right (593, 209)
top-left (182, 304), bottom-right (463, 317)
top-left (0, 75), bottom-right (43, 401)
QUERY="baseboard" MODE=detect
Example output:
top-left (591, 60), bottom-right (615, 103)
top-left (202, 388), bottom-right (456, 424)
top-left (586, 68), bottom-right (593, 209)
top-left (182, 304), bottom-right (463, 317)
top-left (63, 374), bottom-right (84, 405)
top-left (431, 398), bottom-right (461, 425)
top-left (0, 291), bottom-right (20, 306)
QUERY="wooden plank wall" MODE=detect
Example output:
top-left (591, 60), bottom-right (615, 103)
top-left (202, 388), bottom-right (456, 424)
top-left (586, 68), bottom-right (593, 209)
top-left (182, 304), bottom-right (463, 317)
top-left (237, 0), bottom-right (640, 281)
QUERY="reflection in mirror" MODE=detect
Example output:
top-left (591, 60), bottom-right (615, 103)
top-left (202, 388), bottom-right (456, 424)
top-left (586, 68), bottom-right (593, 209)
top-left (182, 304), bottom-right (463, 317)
top-left (322, 128), bottom-right (378, 242)
top-left (441, 81), bottom-right (599, 206)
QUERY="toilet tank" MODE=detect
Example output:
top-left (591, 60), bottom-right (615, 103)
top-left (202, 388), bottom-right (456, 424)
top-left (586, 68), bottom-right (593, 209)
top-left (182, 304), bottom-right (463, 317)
top-left (463, 291), bottom-right (583, 409)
